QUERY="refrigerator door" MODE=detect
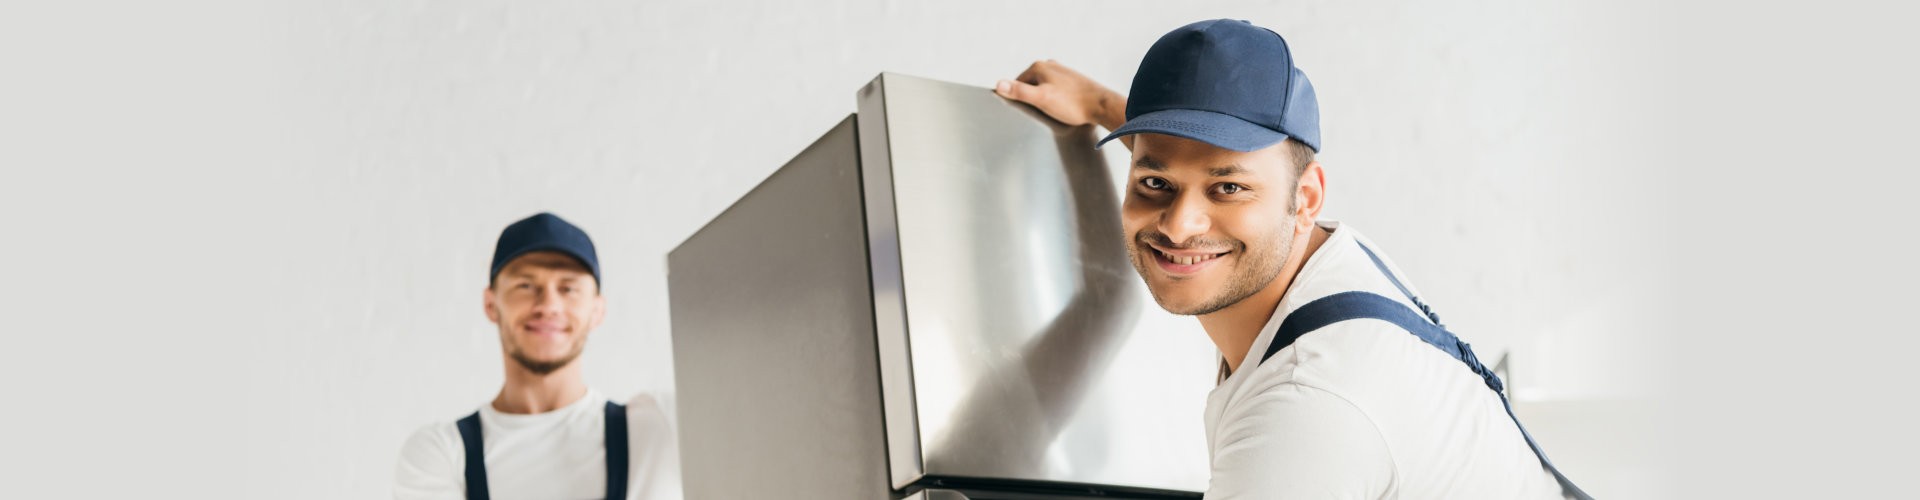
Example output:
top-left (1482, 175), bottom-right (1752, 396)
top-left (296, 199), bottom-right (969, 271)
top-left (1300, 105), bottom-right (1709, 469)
top-left (859, 73), bottom-right (1212, 493)
top-left (669, 117), bottom-right (895, 499)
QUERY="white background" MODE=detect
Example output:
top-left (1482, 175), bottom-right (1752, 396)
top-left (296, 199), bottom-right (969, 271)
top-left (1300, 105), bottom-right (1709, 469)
top-left (2, 0), bottom-right (1912, 498)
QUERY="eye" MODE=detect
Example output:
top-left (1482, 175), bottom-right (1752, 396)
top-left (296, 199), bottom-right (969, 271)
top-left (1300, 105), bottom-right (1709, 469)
top-left (514, 283), bottom-right (532, 290)
top-left (1215, 183), bottom-right (1246, 195)
top-left (1139, 177), bottom-right (1169, 190)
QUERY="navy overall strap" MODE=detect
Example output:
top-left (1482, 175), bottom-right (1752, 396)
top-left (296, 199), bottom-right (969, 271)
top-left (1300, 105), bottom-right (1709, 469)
top-left (456, 412), bottom-right (490, 500)
top-left (604, 401), bottom-right (629, 500)
top-left (456, 402), bottom-right (632, 500)
top-left (1257, 242), bottom-right (1594, 500)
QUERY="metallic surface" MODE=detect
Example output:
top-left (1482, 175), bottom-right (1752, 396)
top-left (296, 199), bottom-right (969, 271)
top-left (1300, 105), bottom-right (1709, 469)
top-left (916, 489), bottom-right (968, 500)
top-left (859, 73), bottom-right (1212, 492)
top-left (858, 76), bottom-right (923, 490)
top-left (667, 117), bottom-right (892, 499)
top-left (670, 74), bottom-right (1214, 498)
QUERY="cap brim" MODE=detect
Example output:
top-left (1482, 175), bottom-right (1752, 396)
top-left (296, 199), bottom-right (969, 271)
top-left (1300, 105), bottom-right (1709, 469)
top-left (1097, 108), bottom-right (1289, 153)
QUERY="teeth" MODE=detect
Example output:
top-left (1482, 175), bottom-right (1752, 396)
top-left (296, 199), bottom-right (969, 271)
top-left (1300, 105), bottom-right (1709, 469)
top-left (1161, 250), bottom-right (1222, 266)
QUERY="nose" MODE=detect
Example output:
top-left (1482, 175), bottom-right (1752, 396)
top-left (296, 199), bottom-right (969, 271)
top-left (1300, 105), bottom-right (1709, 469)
top-left (1157, 191), bottom-right (1212, 246)
top-left (531, 285), bottom-right (565, 316)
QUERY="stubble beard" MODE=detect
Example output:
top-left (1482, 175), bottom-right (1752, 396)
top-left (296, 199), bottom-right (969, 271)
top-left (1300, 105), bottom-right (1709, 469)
top-left (505, 329), bottom-right (586, 376)
top-left (1129, 225), bottom-right (1294, 317)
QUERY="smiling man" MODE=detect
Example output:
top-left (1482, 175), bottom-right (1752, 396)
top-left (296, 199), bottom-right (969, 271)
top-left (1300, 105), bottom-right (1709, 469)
top-left (997, 19), bottom-right (1590, 499)
top-left (394, 212), bottom-right (681, 500)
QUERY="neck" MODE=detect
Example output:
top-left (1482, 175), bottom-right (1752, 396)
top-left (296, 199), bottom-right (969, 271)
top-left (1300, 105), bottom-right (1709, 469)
top-left (1200, 225), bottom-right (1331, 375)
top-left (491, 359), bottom-right (588, 414)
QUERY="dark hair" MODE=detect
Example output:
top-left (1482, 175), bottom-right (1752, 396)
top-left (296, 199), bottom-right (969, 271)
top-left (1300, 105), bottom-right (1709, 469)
top-left (1287, 139), bottom-right (1316, 176)
top-left (1282, 139), bottom-right (1317, 214)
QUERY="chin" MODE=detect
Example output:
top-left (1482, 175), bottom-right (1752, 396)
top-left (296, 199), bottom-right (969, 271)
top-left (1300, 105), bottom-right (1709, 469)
top-left (1144, 286), bottom-right (1214, 316)
top-left (527, 356), bottom-right (575, 367)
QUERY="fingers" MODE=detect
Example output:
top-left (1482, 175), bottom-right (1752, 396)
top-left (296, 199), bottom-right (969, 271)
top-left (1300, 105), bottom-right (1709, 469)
top-left (1015, 59), bottom-right (1048, 85)
top-left (995, 78), bottom-right (1045, 104)
top-left (1002, 59), bottom-right (1057, 102)
top-left (998, 59), bottom-right (1102, 126)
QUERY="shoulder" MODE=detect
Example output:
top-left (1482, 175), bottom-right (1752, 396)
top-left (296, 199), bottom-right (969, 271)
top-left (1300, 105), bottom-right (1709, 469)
top-left (617, 391), bottom-right (680, 454)
top-left (393, 421), bottom-right (466, 498)
top-left (397, 420), bottom-right (462, 463)
top-left (1260, 315), bottom-right (1459, 421)
top-left (620, 392), bottom-right (674, 433)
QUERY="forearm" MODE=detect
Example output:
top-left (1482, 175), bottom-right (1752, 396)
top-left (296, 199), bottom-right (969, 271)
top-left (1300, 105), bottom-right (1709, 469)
top-left (1092, 88), bottom-right (1133, 151)
top-left (1093, 88), bottom-right (1128, 133)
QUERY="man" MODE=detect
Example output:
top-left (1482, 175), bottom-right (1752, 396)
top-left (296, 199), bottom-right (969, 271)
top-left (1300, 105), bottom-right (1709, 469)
top-left (395, 212), bottom-right (681, 500)
top-left (995, 20), bottom-right (1589, 498)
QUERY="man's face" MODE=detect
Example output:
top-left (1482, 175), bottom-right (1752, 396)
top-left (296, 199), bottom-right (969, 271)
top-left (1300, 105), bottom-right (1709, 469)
top-left (483, 251), bottom-right (605, 375)
top-left (1123, 134), bottom-right (1306, 316)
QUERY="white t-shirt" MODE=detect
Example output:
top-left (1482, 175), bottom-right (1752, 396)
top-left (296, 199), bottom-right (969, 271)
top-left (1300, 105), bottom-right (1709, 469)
top-left (1203, 222), bottom-right (1571, 499)
top-left (394, 389), bottom-right (683, 500)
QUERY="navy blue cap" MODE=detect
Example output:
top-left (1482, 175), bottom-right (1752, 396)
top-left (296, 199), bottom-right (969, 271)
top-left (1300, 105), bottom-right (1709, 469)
top-left (1099, 19), bottom-right (1321, 153)
top-left (490, 212), bottom-right (600, 288)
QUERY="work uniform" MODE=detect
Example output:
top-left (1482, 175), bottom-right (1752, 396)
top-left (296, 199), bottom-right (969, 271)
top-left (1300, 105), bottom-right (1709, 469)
top-left (1204, 221), bottom-right (1575, 499)
top-left (394, 390), bottom-right (682, 500)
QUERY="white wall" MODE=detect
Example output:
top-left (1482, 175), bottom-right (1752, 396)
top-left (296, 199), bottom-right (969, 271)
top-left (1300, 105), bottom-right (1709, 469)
top-left (1, 0), bottom-right (1701, 497)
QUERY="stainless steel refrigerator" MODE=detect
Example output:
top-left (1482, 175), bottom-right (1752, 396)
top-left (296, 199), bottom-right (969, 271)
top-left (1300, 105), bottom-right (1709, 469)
top-left (668, 73), bottom-right (1215, 499)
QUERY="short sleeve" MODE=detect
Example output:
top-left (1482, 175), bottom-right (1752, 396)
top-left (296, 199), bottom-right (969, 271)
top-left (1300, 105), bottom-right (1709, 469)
top-left (1206, 383), bottom-right (1395, 499)
top-left (624, 393), bottom-right (685, 500)
top-left (393, 423), bottom-right (463, 500)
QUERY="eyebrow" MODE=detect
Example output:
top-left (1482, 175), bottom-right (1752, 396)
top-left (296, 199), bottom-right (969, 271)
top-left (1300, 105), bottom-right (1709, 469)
top-left (1134, 156), bottom-right (1250, 177)
top-left (1209, 165), bottom-right (1250, 177)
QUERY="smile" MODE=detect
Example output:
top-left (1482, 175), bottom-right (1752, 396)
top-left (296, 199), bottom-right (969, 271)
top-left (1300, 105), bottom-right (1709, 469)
top-left (1150, 245), bottom-right (1231, 274)
top-left (1159, 250), bottom-right (1224, 265)
top-left (524, 323), bottom-right (569, 336)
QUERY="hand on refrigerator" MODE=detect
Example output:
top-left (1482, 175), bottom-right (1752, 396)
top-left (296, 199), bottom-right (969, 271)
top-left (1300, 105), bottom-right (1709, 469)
top-left (995, 60), bottom-right (1129, 144)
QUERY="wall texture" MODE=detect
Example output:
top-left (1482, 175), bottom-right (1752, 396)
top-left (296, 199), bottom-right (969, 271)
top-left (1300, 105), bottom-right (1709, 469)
top-left (1, 0), bottom-right (1694, 497)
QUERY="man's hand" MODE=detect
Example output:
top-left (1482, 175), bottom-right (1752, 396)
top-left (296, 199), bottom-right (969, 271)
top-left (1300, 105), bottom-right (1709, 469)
top-left (996, 60), bottom-right (1129, 137)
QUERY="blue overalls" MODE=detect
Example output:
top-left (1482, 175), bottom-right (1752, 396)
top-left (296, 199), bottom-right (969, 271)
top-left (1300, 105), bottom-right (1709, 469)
top-left (1257, 242), bottom-right (1594, 499)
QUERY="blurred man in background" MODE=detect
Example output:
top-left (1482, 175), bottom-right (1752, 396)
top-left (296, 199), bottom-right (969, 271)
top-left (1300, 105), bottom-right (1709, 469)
top-left (394, 212), bottom-right (681, 500)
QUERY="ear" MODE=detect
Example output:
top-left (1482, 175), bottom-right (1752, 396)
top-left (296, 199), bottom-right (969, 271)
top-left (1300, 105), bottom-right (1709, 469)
top-left (483, 286), bottom-right (502, 325)
top-left (1294, 160), bottom-right (1327, 233)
